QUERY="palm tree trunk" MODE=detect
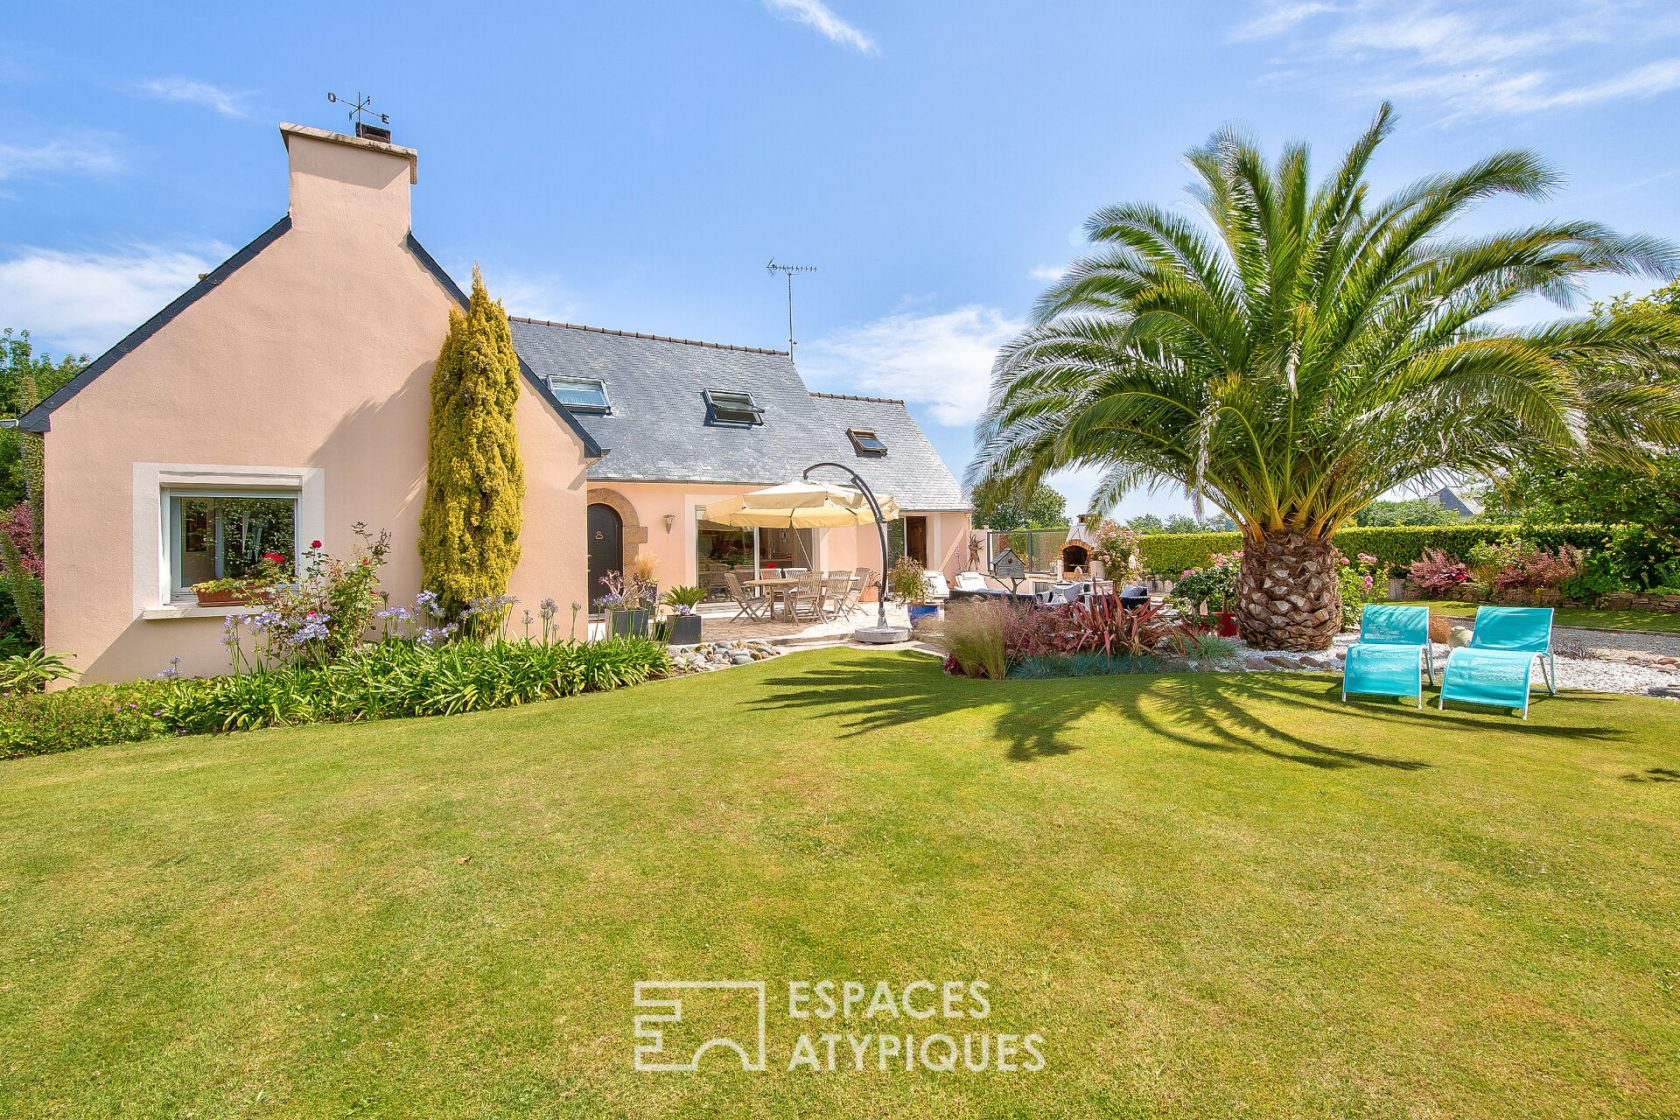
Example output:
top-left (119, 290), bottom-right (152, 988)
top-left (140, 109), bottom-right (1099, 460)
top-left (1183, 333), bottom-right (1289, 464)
top-left (1235, 530), bottom-right (1342, 651)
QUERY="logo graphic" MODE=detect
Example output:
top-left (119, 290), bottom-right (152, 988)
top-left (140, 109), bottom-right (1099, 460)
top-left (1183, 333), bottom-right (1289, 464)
top-left (633, 981), bottom-right (767, 1072)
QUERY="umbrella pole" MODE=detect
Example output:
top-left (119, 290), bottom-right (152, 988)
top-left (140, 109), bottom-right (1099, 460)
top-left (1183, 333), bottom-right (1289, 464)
top-left (802, 462), bottom-right (891, 632)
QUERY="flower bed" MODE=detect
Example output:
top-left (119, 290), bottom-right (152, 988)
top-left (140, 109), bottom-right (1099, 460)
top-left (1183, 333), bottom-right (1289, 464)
top-left (933, 597), bottom-right (1240, 680)
top-left (1, 635), bottom-right (672, 759)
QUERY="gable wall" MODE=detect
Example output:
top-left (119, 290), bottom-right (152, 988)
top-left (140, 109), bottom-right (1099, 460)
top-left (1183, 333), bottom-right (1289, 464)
top-left (42, 133), bottom-right (589, 681)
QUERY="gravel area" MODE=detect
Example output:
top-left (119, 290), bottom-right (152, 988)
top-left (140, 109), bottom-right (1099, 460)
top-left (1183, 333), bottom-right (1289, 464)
top-left (1550, 626), bottom-right (1680, 660)
top-left (1214, 630), bottom-right (1680, 701)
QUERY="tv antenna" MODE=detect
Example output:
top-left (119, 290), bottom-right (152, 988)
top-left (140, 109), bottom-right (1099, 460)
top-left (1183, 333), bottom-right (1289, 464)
top-left (766, 258), bottom-right (817, 354)
top-left (327, 91), bottom-right (391, 141)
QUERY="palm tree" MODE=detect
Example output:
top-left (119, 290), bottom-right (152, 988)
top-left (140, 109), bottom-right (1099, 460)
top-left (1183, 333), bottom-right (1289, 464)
top-left (972, 104), bottom-right (1680, 650)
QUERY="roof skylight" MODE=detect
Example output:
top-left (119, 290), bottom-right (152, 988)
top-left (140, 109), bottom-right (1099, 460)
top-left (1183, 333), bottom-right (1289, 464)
top-left (848, 428), bottom-right (887, 454)
top-left (704, 389), bottom-right (764, 426)
top-left (548, 375), bottom-right (611, 413)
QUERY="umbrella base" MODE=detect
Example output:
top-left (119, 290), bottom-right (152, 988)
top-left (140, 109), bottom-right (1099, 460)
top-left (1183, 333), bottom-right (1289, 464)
top-left (853, 625), bottom-right (912, 645)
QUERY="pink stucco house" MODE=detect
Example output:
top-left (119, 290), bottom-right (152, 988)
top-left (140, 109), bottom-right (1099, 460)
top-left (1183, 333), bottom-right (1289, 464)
top-left (17, 121), bottom-right (969, 682)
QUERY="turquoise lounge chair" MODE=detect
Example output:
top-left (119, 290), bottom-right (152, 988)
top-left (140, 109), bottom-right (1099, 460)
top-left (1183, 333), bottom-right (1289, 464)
top-left (1438, 606), bottom-right (1556, 719)
top-left (1342, 604), bottom-right (1433, 709)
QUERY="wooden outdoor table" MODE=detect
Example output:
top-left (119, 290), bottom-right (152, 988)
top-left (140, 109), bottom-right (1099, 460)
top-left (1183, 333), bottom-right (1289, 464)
top-left (743, 576), bottom-right (803, 620)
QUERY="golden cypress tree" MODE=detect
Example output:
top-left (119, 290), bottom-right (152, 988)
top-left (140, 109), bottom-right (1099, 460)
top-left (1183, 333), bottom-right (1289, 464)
top-left (419, 266), bottom-right (525, 618)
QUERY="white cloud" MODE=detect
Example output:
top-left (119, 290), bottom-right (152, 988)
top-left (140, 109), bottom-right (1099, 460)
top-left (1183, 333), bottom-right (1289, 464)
top-left (476, 266), bottom-right (582, 325)
top-left (0, 138), bottom-right (122, 180)
top-left (0, 245), bottom-right (223, 356)
top-left (1237, 0), bottom-right (1680, 120)
top-left (763, 0), bottom-right (878, 55)
top-left (1028, 264), bottom-right (1068, 282)
top-left (1229, 1), bottom-right (1337, 42)
top-left (798, 305), bottom-right (1022, 428)
top-left (1533, 57), bottom-right (1680, 109)
top-left (138, 77), bottom-right (250, 118)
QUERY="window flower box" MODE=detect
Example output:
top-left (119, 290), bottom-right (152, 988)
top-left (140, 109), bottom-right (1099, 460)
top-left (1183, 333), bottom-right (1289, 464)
top-left (194, 586), bottom-right (256, 607)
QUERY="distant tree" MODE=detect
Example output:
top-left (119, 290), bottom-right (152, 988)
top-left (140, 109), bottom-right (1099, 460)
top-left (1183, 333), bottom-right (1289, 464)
top-left (1125, 512), bottom-right (1235, 534)
top-left (418, 268), bottom-right (526, 617)
top-left (1484, 455), bottom-right (1680, 544)
top-left (1162, 514), bottom-right (1203, 534)
top-left (1, 329), bottom-right (83, 515)
top-left (1126, 514), bottom-right (1164, 534)
top-left (1353, 498), bottom-right (1459, 527)
top-left (973, 480), bottom-right (1068, 531)
top-left (1481, 279), bottom-right (1680, 545)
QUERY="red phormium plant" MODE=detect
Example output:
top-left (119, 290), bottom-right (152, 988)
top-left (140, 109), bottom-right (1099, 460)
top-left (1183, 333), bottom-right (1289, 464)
top-left (939, 596), bottom-right (1178, 678)
top-left (1406, 547), bottom-right (1470, 594)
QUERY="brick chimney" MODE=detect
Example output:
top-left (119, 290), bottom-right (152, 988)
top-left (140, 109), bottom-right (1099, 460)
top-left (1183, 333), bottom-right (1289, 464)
top-left (278, 122), bottom-right (417, 239)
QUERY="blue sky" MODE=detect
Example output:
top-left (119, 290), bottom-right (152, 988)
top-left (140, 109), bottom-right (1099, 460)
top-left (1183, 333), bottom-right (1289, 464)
top-left (4, 0), bottom-right (1678, 518)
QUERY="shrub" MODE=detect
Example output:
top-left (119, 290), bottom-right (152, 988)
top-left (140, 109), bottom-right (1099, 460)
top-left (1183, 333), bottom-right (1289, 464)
top-left (0, 648), bottom-right (77, 693)
top-left (166, 637), bottom-right (672, 733)
top-left (1009, 652), bottom-right (1164, 678)
top-left (1167, 550), bottom-right (1240, 614)
top-left (661, 585), bottom-right (707, 614)
top-left (1559, 555), bottom-right (1625, 605)
top-left (939, 597), bottom-right (1176, 678)
top-left (1596, 524), bottom-right (1680, 591)
top-left (1135, 523), bottom-right (1611, 576)
top-left (0, 637), bottom-right (671, 756)
top-left (1406, 548), bottom-right (1470, 594)
top-left (1335, 550), bottom-right (1387, 628)
top-left (888, 555), bottom-right (931, 603)
top-left (0, 680), bottom-right (179, 759)
top-left (419, 268), bottom-right (526, 618)
top-left (1467, 539), bottom-right (1585, 594)
top-left (1167, 629), bottom-right (1239, 662)
top-left (936, 600), bottom-right (1011, 679)
top-left (0, 512), bottom-right (42, 645)
top-left (1090, 520), bottom-right (1140, 573)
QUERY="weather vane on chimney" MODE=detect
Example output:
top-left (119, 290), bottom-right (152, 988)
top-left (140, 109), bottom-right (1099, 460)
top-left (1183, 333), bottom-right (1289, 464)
top-left (326, 91), bottom-right (392, 143)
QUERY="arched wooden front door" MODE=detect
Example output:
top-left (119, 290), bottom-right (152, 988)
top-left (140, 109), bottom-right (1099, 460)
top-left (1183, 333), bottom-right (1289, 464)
top-left (586, 503), bottom-right (623, 605)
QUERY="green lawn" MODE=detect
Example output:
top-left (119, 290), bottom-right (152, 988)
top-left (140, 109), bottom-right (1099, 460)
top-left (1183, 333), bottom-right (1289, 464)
top-left (1405, 598), bottom-right (1680, 634)
top-left (3, 651), bottom-right (1678, 1119)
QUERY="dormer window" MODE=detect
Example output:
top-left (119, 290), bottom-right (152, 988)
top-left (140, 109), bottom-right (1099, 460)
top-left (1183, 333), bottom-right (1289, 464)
top-left (848, 428), bottom-right (887, 455)
top-left (704, 389), bottom-right (764, 426)
top-left (548, 375), bottom-right (611, 413)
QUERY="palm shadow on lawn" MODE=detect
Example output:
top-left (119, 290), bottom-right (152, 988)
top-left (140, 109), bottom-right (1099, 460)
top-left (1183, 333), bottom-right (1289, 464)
top-left (747, 655), bottom-right (1631, 770)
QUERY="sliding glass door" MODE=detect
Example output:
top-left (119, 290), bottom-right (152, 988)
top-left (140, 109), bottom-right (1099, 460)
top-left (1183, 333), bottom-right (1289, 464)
top-left (696, 518), bottom-right (754, 598)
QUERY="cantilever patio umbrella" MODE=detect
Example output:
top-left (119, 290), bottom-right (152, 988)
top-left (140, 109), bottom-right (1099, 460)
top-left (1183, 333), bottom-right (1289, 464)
top-left (703, 467), bottom-right (907, 641)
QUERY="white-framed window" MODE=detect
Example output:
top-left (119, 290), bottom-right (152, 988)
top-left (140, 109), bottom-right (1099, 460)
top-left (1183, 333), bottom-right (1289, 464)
top-left (548, 375), bottom-right (611, 413)
top-left (134, 465), bottom-right (326, 612)
top-left (165, 489), bottom-right (300, 597)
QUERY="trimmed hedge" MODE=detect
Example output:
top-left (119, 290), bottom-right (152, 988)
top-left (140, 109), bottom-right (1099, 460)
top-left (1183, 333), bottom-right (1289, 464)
top-left (1136, 523), bottom-right (1613, 576)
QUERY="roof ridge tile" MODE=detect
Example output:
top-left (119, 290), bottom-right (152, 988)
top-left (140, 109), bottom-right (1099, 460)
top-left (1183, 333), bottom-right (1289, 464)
top-left (510, 316), bottom-right (788, 357)
top-left (809, 390), bottom-right (907, 406)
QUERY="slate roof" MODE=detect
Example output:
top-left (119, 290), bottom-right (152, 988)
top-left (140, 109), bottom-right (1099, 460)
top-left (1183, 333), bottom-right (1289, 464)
top-left (509, 317), bottom-right (969, 511)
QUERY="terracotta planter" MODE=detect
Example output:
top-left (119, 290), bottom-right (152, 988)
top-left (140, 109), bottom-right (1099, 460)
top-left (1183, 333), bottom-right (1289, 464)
top-left (860, 585), bottom-right (880, 603)
top-left (194, 588), bottom-right (255, 607)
